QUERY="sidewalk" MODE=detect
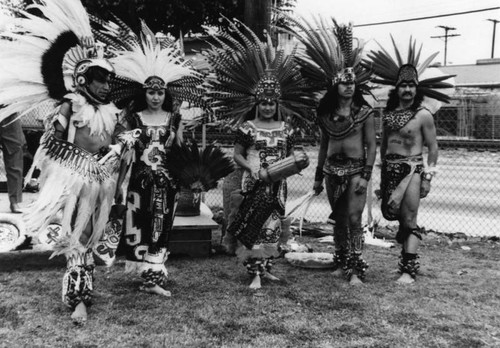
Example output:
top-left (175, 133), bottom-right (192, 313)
top-left (0, 190), bottom-right (39, 215)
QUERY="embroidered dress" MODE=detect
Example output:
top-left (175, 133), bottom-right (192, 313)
top-left (118, 111), bottom-right (180, 288)
top-left (229, 120), bottom-right (293, 271)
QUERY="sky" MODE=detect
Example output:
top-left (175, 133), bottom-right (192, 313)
top-left (293, 0), bottom-right (500, 65)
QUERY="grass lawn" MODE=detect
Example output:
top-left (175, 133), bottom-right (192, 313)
top-left (0, 231), bottom-right (499, 348)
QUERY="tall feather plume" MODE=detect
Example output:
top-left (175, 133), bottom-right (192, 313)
top-left (333, 20), bottom-right (353, 66)
top-left (41, 31), bottom-right (79, 100)
top-left (275, 11), bottom-right (371, 94)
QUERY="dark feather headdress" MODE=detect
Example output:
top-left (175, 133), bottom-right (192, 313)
top-left (202, 17), bottom-right (317, 126)
top-left (165, 141), bottom-right (234, 192)
top-left (363, 36), bottom-right (455, 103)
top-left (0, 0), bottom-right (113, 122)
top-left (276, 12), bottom-right (372, 94)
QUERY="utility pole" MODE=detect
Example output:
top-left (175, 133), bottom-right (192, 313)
top-left (431, 26), bottom-right (461, 66)
top-left (487, 19), bottom-right (499, 58)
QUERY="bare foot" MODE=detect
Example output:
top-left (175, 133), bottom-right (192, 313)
top-left (140, 284), bottom-right (171, 297)
top-left (71, 302), bottom-right (87, 325)
top-left (396, 273), bottom-right (415, 284)
top-left (262, 272), bottom-right (280, 281)
top-left (249, 274), bottom-right (261, 289)
top-left (331, 268), bottom-right (343, 277)
top-left (349, 274), bottom-right (363, 285)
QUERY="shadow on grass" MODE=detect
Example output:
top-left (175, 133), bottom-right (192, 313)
top-left (0, 251), bottom-right (65, 272)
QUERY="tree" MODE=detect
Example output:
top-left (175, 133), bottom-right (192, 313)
top-left (81, 0), bottom-right (295, 37)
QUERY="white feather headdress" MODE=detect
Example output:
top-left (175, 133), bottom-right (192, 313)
top-left (92, 17), bottom-right (205, 108)
top-left (0, 0), bottom-right (100, 122)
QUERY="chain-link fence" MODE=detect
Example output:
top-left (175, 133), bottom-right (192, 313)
top-left (11, 99), bottom-right (500, 237)
top-left (201, 102), bottom-right (500, 237)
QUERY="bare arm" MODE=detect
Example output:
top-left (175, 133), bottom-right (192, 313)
top-left (419, 109), bottom-right (438, 198)
top-left (233, 143), bottom-right (252, 173)
top-left (380, 125), bottom-right (388, 161)
top-left (363, 112), bottom-right (377, 168)
top-left (421, 110), bottom-right (438, 167)
top-left (316, 129), bottom-right (328, 176)
top-left (313, 129), bottom-right (328, 194)
top-left (53, 102), bottom-right (71, 139)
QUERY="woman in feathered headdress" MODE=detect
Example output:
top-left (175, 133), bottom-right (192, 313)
top-left (203, 18), bottom-right (314, 289)
top-left (364, 36), bottom-right (454, 284)
top-left (277, 13), bottom-right (376, 284)
top-left (0, 0), bottom-right (130, 324)
top-left (95, 18), bottom-right (232, 297)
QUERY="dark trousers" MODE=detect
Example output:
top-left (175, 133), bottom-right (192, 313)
top-left (0, 118), bottom-right (25, 204)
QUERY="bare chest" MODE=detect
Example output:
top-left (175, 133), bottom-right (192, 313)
top-left (74, 126), bottom-right (113, 153)
top-left (387, 118), bottom-right (423, 151)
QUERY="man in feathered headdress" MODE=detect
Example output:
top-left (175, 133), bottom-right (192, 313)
top-left (365, 37), bottom-right (454, 284)
top-left (278, 15), bottom-right (376, 284)
top-left (0, 0), bottom-right (129, 324)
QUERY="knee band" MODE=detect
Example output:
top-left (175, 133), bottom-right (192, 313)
top-left (396, 226), bottom-right (422, 243)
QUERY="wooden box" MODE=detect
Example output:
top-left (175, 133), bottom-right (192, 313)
top-left (169, 214), bottom-right (219, 257)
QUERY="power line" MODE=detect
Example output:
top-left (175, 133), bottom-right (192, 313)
top-left (431, 26), bottom-right (461, 66)
top-left (353, 7), bottom-right (500, 27)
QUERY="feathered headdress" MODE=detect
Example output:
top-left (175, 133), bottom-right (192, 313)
top-left (0, 0), bottom-right (113, 122)
top-left (91, 17), bottom-right (205, 108)
top-left (363, 36), bottom-right (455, 103)
top-left (276, 12), bottom-right (371, 93)
top-left (165, 141), bottom-right (235, 192)
top-left (202, 17), bottom-right (317, 126)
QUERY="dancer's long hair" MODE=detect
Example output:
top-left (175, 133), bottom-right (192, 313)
top-left (131, 89), bottom-right (174, 113)
top-left (385, 88), bottom-right (424, 112)
top-left (317, 83), bottom-right (369, 115)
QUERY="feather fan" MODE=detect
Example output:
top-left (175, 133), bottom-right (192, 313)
top-left (165, 141), bottom-right (234, 192)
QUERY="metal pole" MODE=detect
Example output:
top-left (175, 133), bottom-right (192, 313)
top-left (444, 35), bottom-right (448, 66)
top-left (488, 19), bottom-right (499, 58)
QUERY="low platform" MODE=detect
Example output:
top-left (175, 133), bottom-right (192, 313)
top-left (169, 213), bottom-right (220, 257)
top-left (0, 201), bottom-right (220, 259)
